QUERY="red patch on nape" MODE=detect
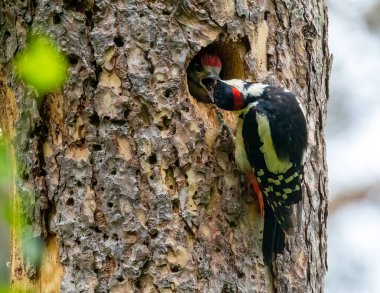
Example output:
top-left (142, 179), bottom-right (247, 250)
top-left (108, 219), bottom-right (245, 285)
top-left (232, 87), bottom-right (245, 110)
top-left (200, 53), bottom-right (222, 68)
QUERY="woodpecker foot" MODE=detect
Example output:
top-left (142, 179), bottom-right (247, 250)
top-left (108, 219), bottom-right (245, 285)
top-left (245, 172), bottom-right (264, 216)
top-left (216, 110), bottom-right (235, 140)
top-left (214, 112), bottom-right (235, 152)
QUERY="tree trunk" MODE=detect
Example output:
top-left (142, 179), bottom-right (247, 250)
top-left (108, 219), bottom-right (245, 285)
top-left (1, 0), bottom-right (330, 292)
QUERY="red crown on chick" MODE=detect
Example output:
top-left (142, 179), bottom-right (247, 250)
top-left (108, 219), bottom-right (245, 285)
top-left (200, 53), bottom-right (222, 68)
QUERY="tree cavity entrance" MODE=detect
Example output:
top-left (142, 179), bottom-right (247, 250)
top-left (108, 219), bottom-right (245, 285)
top-left (186, 41), bottom-right (249, 102)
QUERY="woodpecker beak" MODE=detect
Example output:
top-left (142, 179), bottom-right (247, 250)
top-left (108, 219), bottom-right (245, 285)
top-left (201, 74), bottom-right (219, 103)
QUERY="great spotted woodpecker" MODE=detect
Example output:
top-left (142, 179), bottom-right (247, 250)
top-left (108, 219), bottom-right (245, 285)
top-left (212, 79), bottom-right (308, 264)
top-left (187, 51), bottom-right (222, 103)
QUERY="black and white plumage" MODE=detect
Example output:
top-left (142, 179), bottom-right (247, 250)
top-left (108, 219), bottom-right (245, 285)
top-left (212, 79), bottom-right (308, 264)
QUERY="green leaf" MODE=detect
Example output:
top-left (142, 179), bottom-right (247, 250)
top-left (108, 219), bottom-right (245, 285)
top-left (13, 34), bottom-right (69, 95)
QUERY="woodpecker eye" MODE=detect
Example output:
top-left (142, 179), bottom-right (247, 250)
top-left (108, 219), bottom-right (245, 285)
top-left (193, 63), bottom-right (202, 72)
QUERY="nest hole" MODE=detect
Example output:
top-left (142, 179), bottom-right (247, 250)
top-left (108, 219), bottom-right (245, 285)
top-left (186, 40), bottom-right (249, 103)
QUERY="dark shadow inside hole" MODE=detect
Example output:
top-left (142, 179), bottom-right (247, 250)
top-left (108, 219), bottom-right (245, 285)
top-left (92, 144), bottom-right (102, 151)
top-left (124, 107), bottom-right (130, 119)
top-left (89, 112), bottom-right (100, 126)
top-left (148, 154), bottom-right (157, 164)
top-left (264, 11), bottom-right (270, 21)
top-left (117, 276), bottom-right (124, 282)
top-left (53, 14), bottom-right (61, 24)
top-left (170, 264), bottom-right (180, 272)
top-left (114, 35), bottom-right (124, 47)
top-left (158, 115), bottom-right (171, 131)
top-left (67, 53), bottom-right (79, 65)
top-left (66, 197), bottom-right (74, 206)
top-left (165, 88), bottom-right (175, 98)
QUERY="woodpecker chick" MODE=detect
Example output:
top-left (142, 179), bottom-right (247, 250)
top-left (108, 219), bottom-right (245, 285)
top-left (212, 79), bottom-right (307, 264)
top-left (187, 51), bottom-right (222, 103)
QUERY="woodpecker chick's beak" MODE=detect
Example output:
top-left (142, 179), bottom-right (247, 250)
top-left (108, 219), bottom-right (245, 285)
top-left (200, 74), bottom-right (219, 102)
top-left (187, 52), bottom-right (222, 103)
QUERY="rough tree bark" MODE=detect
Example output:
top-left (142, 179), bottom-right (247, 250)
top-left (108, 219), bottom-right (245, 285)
top-left (0, 0), bottom-right (330, 292)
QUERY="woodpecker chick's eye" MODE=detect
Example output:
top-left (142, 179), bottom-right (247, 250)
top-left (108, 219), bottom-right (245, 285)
top-left (193, 63), bottom-right (202, 72)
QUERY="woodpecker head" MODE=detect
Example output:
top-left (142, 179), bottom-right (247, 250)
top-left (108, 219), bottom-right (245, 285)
top-left (187, 52), bottom-right (222, 103)
top-left (212, 79), bottom-right (247, 111)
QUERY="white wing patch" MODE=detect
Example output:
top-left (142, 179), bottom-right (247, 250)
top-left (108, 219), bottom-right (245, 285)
top-left (256, 112), bottom-right (293, 174)
top-left (223, 80), bottom-right (268, 98)
top-left (245, 83), bottom-right (267, 97)
top-left (223, 79), bottom-right (246, 91)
